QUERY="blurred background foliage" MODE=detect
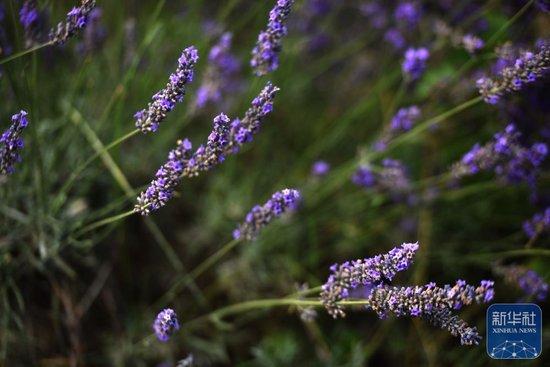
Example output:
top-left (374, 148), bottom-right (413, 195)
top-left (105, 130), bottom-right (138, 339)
top-left (0, 0), bottom-right (549, 365)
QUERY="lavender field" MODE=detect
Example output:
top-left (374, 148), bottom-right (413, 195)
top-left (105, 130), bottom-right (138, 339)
top-left (0, 0), bottom-right (549, 366)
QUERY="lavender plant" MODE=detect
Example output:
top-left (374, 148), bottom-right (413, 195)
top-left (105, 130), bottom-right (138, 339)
top-left (321, 243), bottom-right (494, 345)
top-left (134, 46), bottom-right (199, 133)
top-left (451, 124), bottom-right (547, 187)
top-left (48, 0), bottom-right (96, 45)
top-left (477, 41), bottom-right (550, 104)
top-left (1, 111), bottom-right (29, 176)
top-left (374, 105), bottom-right (421, 151)
top-left (494, 264), bottom-right (548, 301)
top-left (251, 0), bottom-right (295, 76)
top-left (195, 32), bottom-right (241, 109)
top-left (523, 207), bottom-right (550, 239)
top-left (153, 308), bottom-right (180, 342)
top-left (232, 188), bottom-right (301, 240)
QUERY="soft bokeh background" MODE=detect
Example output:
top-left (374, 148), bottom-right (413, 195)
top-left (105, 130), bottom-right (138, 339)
top-left (0, 0), bottom-right (548, 365)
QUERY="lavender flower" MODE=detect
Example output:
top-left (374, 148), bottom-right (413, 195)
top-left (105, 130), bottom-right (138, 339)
top-left (402, 47), bottom-right (429, 80)
top-left (233, 188), bottom-right (301, 240)
top-left (224, 82), bottom-right (280, 154)
top-left (321, 243), bottom-right (494, 345)
top-left (311, 160), bottom-right (330, 177)
top-left (359, 2), bottom-right (387, 30)
top-left (195, 32), bottom-right (241, 109)
top-left (251, 0), bottom-right (295, 76)
top-left (384, 28), bottom-right (405, 50)
top-left (153, 308), bottom-right (180, 342)
top-left (461, 34), bottom-right (484, 54)
top-left (134, 46), bottom-right (199, 133)
top-left (136, 83), bottom-right (279, 215)
top-left (451, 124), bottom-right (547, 187)
top-left (495, 264), bottom-right (548, 301)
top-left (523, 208), bottom-right (550, 239)
top-left (394, 2), bottom-right (421, 28)
top-left (135, 114), bottom-right (230, 215)
top-left (77, 7), bottom-right (106, 54)
top-left (320, 242), bottom-right (420, 318)
top-left (48, 0), bottom-right (96, 45)
top-left (375, 106), bottom-right (421, 150)
top-left (20, 1), bottom-right (47, 47)
top-left (352, 159), bottom-right (411, 199)
top-left (1, 111), bottom-right (30, 176)
top-left (477, 42), bottom-right (550, 104)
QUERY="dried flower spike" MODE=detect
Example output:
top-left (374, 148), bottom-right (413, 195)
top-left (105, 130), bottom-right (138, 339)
top-left (135, 46), bottom-right (199, 133)
top-left (1, 111), bottom-right (30, 176)
top-left (251, 0), bottom-right (295, 76)
top-left (153, 308), bottom-right (180, 342)
top-left (48, 0), bottom-right (96, 45)
top-left (233, 188), bottom-right (301, 240)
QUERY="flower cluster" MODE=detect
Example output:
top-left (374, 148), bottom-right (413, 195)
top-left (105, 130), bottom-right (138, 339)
top-left (135, 114), bottom-right (230, 215)
top-left (352, 159), bottom-right (411, 200)
top-left (233, 188), bottom-right (301, 240)
top-left (375, 106), bottom-right (421, 151)
top-left (321, 243), bottom-right (494, 344)
top-left (1, 111), bottom-right (30, 176)
top-left (135, 46), bottom-right (199, 133)
top-left (494, 264), bottom-right (548, 301)
top-left (451, 124), bottom-right (548, 187)
top-left (224, 82), bottom-right (280, 154)
top-left (433, 21), bottom-right (484, 54)
top-left (195, 32), bottom-right (241, 109)
top-left (153, 308), bottom-right (180, 342)
top-left (251, 0), bottom-right (295, 76)
top-left (321, 242), bottom-right (420, 318)
top-left (311, 160), bottom-right (330, 177)
top-left (461, 34), bottom-right (484, 54)
top-left (523, 208), bottom-right (550, 239)
top-left (48, 0), bottom-right (96, 45)
top-left (477, 42), bottom-right (549, 104)
top-left (136, 82), bottom-right (279, 215)
top-left (402, 47), bottom-right (429, 80)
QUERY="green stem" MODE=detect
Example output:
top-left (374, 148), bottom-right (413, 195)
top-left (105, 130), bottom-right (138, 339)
top-left (74, 209), bottom-right (135, 237)
top-left (0, 42), bottom-right (51, 65)
top-left (155, 238), bottom-right (242, 307)
top-left (486, 0), bottom-right (534, 48)
top-left (182, 298), bottom-right (371, 330)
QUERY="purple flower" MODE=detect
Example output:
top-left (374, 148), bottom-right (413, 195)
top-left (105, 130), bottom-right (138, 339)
top-left (135, 114), bottom-right (230, 215)
top-left (48, 0), bottom-right (96, 45)
top-left (233, 189), bottom-right (301, 240)
top-left (360, 2), bottom-right (387, 29)
top-left (196, 32), bottom-right (241, 109)
top-left (153, 308), bottom-right (180, 342)
top-left (461, 34), bottom-right (484, 54)
top-left (20, 1), bottom-right (48, 47)
top-left (224, 82), bottom-right (279, 154)
top-left (135, 46), bottom-right (199, 133)
top-left (321, 242), bottom-right (420, 318)
top-left (77, 7), bottom-right (106, 54)
top-left (523, 208), bottom-right (550, 239)
top-left (394, 2), bottom-right (421, 28)
top-left (402, 47), bottom-right (429, 80)
top-left (384, 28), bottom-right (405, 50)
top-left (495, 264), bottom-right (548, 301)
top-left (352, 159), bottom-right (411, 200)
top-left (1, 111), bottom-right (30, 176)
top-left (452, 124), bottom-right (547, 186)
top-left (352, 165), bottom-right (376, 188)
top-left (251, 0), bottom-right (295, 76)
top-left (311, 160), bottom-right (330, 177)
top-left (477, 42), bottom-right (550, 104)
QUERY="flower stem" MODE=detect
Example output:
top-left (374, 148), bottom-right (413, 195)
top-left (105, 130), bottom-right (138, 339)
top-left (73, 209), bottom-right (135, 238)
top-left (0, 42), bottom-right (52, 65)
